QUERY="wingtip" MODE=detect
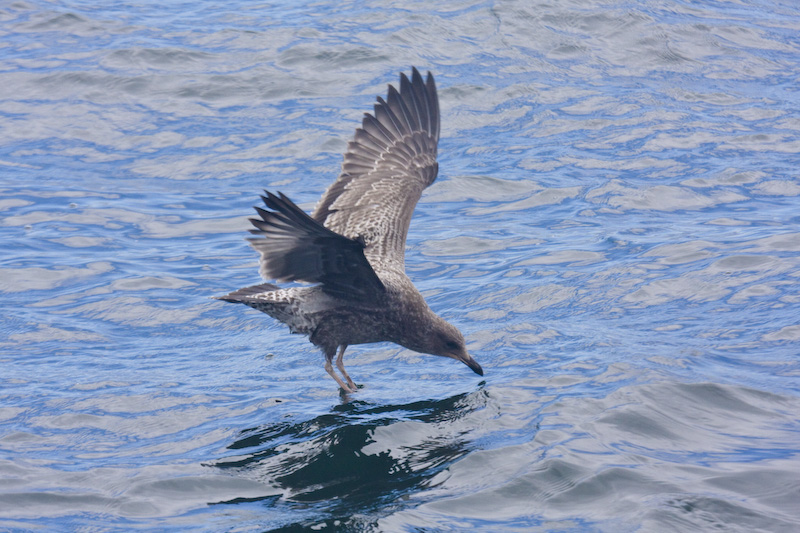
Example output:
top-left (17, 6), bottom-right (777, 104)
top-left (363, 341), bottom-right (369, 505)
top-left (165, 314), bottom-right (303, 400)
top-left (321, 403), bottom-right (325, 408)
top-left (409, 66), bottom-right (434, 84)
top-left (260, 190), bottom-right (282, 209)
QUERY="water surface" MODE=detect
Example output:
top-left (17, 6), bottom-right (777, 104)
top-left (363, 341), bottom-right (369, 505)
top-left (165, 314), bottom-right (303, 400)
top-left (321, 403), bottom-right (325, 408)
top-left (2, 0), bottom-right (800, 531)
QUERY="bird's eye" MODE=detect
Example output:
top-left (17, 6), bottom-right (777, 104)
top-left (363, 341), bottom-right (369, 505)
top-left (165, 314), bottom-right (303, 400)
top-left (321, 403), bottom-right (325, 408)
top-left (445, 340), bottom-right (460, 350)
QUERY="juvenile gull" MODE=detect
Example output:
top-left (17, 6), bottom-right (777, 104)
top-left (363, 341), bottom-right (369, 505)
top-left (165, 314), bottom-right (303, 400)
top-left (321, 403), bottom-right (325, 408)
top-left (217, 68), bottom-right (483, 392)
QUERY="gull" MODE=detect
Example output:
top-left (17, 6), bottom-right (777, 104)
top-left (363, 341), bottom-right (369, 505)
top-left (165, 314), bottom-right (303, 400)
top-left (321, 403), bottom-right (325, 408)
top-left (217, 68), bottom-right (483, 392)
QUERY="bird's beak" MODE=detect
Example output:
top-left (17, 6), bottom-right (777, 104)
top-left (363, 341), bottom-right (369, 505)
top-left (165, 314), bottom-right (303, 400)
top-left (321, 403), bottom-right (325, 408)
top-left (459, 352), bottom-right (483, 376)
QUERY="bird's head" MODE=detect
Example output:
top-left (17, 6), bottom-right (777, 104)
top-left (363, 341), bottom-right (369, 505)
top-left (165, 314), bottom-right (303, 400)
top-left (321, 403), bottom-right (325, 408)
top-left (420, 316), bottom-right (484, 376)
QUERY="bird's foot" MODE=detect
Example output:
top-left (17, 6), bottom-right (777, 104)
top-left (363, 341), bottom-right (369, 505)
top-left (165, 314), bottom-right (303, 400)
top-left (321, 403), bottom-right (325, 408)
top-left (339, 382), bottom-right (358, 395)
top-left (325, 360), bottom-right (357, 393)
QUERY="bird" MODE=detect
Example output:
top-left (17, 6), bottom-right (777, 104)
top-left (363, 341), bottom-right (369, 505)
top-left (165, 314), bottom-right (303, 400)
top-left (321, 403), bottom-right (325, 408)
top-left (216, 67), bottom-right (483, 393)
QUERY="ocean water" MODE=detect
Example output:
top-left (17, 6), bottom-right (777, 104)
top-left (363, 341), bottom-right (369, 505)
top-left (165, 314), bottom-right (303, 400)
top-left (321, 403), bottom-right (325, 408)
top-left (2, 0), bottom-right (800, 531)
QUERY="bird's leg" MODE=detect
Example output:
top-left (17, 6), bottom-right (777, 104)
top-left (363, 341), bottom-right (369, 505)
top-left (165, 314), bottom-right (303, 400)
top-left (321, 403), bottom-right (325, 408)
top-left (336, 345), bottom-right (357, 391)
top-left (324, 348), bottom-right (355, 393)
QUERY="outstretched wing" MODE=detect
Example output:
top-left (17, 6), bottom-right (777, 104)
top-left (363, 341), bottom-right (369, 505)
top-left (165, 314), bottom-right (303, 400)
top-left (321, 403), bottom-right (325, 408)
top-left (312, 67), bottom-right (440, 273)
top-left (247, 191), bottom-right (384, 299)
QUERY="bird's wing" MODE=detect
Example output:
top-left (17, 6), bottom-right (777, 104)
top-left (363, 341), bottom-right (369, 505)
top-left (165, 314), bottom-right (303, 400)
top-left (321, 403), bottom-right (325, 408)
top-left (312, 67), bottom-right (440, 273)
top-left (247, 191), bottom-right (384, 299)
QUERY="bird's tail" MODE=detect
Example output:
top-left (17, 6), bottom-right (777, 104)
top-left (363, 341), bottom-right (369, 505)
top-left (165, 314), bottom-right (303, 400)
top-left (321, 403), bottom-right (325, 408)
top-left (214, 283), bottom-right (280, 303)
top-left (215, 283), bottom-right (315, 336)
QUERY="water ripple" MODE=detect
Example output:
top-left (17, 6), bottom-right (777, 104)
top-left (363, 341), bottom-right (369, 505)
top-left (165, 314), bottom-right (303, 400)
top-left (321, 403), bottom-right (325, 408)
top-left (2, 0), bottom-right (799, 531)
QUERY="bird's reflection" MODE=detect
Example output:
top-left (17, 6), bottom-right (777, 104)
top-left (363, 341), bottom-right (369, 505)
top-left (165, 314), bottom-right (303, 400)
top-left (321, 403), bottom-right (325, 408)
top-left (213, 387), bottom-right (487, 516)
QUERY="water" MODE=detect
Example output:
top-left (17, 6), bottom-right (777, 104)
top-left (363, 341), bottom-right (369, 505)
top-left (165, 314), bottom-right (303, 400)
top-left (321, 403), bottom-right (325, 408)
top-left (2, 0), bottom-right (800, 531)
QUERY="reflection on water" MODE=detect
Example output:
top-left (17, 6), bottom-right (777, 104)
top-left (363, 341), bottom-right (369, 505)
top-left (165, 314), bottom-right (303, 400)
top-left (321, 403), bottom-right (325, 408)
top-left (2, 0), bottom-right (800, 531)
top-left (216, 390), bottom-right (486, 522)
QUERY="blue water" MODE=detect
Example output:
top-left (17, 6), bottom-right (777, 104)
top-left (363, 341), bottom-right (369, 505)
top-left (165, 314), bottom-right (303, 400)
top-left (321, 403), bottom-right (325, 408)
top-left (2, 0), bottom-right (800, 531)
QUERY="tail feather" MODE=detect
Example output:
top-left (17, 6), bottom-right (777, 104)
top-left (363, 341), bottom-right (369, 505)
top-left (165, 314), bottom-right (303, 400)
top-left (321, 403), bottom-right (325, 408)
top-left (215, 283), bottom-right (314, 336)
top-left (215, 283), bottom-right (280, 303)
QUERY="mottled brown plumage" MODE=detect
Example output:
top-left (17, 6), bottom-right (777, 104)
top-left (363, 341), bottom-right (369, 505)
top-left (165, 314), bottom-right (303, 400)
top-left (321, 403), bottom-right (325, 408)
top-left (217, 68), bottom-right (483, 392)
